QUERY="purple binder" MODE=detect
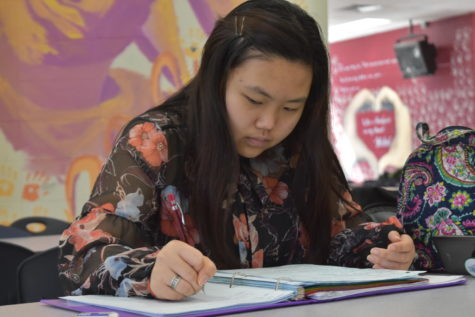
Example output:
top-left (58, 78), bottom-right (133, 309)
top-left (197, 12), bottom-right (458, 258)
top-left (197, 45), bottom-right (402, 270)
top-left (41, 278), bottom-right (466, 317)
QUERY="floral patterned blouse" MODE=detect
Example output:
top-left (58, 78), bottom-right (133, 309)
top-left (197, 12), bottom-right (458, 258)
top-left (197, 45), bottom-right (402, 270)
top-left (58, 105), bottom-right (403, 297)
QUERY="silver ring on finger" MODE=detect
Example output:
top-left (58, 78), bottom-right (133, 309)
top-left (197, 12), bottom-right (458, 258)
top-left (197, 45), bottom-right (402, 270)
top-left (169, 274), bottom-right (182, 290)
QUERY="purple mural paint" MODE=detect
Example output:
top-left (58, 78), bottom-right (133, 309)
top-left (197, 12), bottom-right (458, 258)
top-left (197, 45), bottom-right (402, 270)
top-left (188, 0), bottom-right (218, 35)
top-left (40, 0), bottom-right (154, 66)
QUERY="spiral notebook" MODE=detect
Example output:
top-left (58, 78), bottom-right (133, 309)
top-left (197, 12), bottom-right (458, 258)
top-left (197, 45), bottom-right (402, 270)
top-left (43, 264), bottom-right (466, 317)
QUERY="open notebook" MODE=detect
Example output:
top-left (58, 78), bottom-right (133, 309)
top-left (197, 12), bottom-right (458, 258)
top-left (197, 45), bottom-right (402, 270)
top-left (43, 264), bottom-right (466, 317)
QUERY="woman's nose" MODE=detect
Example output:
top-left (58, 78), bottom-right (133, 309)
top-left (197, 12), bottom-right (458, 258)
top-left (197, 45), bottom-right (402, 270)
top-left (255, 108), bottom-right (277, 131)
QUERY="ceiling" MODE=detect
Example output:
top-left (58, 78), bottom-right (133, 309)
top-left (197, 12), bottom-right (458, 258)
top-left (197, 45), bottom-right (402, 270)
top-left (328, 0), bottom-right (475, 42)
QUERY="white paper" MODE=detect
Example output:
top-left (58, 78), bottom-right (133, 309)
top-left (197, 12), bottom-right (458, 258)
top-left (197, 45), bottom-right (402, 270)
top-left (216, 264), bottom-right (425, 285)
top-left (62, 283), bottom-right (295, 317)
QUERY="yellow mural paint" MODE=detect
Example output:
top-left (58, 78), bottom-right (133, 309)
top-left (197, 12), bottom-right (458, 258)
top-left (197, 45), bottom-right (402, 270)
top-left (30, 0), bottom-right (86, 39)
top-left (0, 165), bottom-right (18, 198)
top-left (26, 222), bottom-right (47, 234)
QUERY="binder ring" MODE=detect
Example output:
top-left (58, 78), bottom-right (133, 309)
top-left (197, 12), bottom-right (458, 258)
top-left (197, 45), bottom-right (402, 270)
top-left (229, 273), bottom-right (237, 288)
top-left (275, 277), bottom-right (292, 290)
top-left (229, 272), bottom-right (248, 288)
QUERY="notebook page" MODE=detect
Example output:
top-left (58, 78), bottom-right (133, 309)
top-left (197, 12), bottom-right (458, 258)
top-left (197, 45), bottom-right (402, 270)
top-left (216, 264), bottom-right (425, 285)
top-left (62, 283), bottom-right (295, 317)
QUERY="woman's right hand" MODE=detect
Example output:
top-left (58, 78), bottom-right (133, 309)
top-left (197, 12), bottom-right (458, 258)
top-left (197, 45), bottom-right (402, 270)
top-left (149, 240), bottom-right (217, 300)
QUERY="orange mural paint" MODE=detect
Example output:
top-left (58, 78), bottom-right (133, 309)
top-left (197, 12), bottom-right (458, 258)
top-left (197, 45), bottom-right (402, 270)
top-left (65, 155), bottom-right (103, 222)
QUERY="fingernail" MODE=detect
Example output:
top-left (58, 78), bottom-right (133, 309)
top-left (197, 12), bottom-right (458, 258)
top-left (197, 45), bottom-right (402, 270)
top-left (199, 275), bottom-right (209, 286)
top-left (367, 255), bottom-right (375, 262)
top-left (371, 249), bottom-right (380, 255)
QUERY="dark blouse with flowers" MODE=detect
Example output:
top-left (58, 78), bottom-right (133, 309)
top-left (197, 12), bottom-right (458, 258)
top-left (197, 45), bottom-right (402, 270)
top-left (58, 106), bottom-right (403, 297)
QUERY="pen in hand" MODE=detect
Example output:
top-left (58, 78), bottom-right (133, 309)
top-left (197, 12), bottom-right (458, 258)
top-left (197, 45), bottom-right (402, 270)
top-left (167, 193), bottom-right (186, 226)
top-left (167, 193), bottom-right (206, 294)
top-left (167, 192), bottom-right (188, 244)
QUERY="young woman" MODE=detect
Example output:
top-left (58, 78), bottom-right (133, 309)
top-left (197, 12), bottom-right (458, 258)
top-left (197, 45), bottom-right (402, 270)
top-left (58, 0), bottom-right (415, 301)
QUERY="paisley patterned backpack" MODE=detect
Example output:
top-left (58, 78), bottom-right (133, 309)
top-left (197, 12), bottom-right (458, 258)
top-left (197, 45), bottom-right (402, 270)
top-left (397, 122), bottom-right (475, 271)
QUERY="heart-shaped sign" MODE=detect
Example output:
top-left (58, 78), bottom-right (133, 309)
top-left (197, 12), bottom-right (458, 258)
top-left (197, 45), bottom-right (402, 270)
top-left (355, 109), bottom-right (396, 160)
top-left (343, 86), bottom-right (412, 179)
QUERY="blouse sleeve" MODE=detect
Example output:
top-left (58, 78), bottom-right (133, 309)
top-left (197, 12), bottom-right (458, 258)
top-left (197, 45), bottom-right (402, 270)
top-left (58, 119), bottom-right (173, 297)
top-left (327, 216), bottom-right (405, 268)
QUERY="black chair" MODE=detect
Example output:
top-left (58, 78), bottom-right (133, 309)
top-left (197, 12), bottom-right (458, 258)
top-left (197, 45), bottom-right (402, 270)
top-left (0, 225), bottom-right (32, 238)
top-left (363, 203), bottom-right (398, 222)
top-left (351, 186), bottom-right (398, 210)
top-left (17, 246), bottom-right (64, 303)
top-left (349, 186), bottom-right (398, 224)
top-left (0, 241), bottom-right (34, 305)
top-left (10, 217), bottom-right (70, 236)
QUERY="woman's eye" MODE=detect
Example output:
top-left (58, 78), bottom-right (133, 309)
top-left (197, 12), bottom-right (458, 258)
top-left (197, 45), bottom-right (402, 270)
top-left (283, 107), bottom-right (298, 112)
top-left (245, 95), bottom-right (262, 105)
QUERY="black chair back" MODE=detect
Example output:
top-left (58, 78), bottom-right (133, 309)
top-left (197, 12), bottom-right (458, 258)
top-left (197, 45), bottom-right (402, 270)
top-left (0, 241), bottom-right (34, 305)
top-left (0, 225), bottom-right (32, 238)
top-left (17, 246), bottom-right (64, 303)
top-left (10, 217), bottom-right (69, 236)
top-left (363, 203), bottom-right (398, 222)
top-left (351, 186), bottom-right (398, 222)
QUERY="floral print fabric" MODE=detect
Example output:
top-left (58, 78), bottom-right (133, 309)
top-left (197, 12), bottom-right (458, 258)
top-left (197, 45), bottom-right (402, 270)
top-left (59, 106), bottom-right (402, 297)
top-left (397, 123), bottom-right (475, 271)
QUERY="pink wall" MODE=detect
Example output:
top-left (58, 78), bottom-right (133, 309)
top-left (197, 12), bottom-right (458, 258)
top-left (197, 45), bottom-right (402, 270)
top-left (473, 14), bottom-right (475, 72)
top-left (330, 13), bottom-right (475, 182)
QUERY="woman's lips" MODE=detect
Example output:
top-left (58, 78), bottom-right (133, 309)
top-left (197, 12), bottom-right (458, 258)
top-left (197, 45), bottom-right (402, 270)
top-left (246, 137), bottom-right (271, 147)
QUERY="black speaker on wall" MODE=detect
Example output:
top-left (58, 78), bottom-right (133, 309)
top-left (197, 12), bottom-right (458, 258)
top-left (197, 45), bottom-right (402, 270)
top-left (394, 36), bottom-right (437, 78)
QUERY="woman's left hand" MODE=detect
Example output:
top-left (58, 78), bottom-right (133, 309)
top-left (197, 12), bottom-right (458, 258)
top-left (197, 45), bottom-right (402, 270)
top-left (367, 231), bottom-right (416, 270)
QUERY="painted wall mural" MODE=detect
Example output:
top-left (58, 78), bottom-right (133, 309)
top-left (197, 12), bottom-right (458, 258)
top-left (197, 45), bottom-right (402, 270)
top-left (0, 0), bottom-right (246, 224)
top-left (330, 14), bottom-right (475, 183)
top-left (0, 0), bottom-right (317, 224)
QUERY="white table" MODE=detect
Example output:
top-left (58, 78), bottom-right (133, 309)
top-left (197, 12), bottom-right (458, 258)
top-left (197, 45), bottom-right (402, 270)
top-left (1, 277), bottom-right (473, 317)
top-left (0, 234), bottom-right (61, 252)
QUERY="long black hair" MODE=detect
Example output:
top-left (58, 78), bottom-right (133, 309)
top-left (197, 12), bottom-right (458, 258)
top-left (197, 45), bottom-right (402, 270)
top-left (160, 0), bottom-right (348, 268)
